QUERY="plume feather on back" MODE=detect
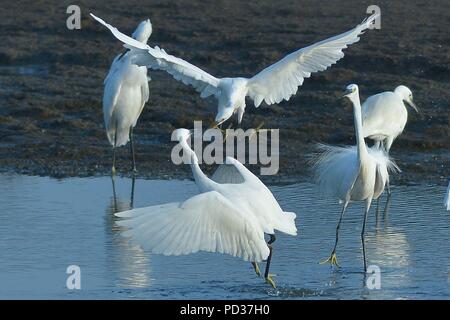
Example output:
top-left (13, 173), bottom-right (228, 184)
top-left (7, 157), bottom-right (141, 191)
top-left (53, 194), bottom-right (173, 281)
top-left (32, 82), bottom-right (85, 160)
top-left (310, 144), bottom-right (399, 199)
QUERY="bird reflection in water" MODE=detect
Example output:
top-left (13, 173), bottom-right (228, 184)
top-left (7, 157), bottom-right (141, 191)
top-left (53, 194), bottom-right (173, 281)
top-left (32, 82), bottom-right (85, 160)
top-left (371, 194), bottom-right (411, 270)
top-left (106, 176), bottom-right (151, 288)
top-left (375, 192), bottom-right (392, 228)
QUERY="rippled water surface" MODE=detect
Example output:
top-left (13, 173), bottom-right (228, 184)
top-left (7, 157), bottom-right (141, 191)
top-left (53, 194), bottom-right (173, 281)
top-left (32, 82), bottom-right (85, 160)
top-left (0, 174), bottom-right (448, 299)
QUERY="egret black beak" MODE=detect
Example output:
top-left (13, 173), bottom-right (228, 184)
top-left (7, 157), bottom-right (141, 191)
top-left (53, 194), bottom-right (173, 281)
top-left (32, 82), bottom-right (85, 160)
top-left (117, 48), bottom-right (130, 60)
top-left (407, 99), bottom-right (419, 113)
top-left (341, 88), bottom-right (353, 98)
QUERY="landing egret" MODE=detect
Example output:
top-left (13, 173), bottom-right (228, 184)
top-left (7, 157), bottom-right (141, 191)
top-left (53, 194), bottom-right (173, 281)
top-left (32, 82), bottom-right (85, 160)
top-left (362, 85), bottom-right (418, 153)
top-left (115, 129), bottom-right (297, 287)
top-left (92, 13), bottom-right (378, 126)
top-left (312, 84), bottom-right (398, 271)
top-left (103, 19), bottom-right (152, 174)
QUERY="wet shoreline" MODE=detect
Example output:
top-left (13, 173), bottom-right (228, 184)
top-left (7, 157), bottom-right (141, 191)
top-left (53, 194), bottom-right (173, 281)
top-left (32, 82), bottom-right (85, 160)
top-left (0, 146), bottom-right (447, 186)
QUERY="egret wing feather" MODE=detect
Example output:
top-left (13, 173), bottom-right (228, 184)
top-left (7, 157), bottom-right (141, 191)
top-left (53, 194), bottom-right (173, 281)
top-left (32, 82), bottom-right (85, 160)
top-left (104, 54), bottom-right (122, 85)
top-left (103, 63), bottom-right (123, 143)
top-left (211, 163), bottom-right (246, 184)
top-left (91, 13), bottom-right (221, 99)
top-left (311, 144), bottom-right (360, 200)
top-left (115, 191), bottom-right (269, 262)
top-left (311, 144), bottom-right (399, 201)
top-left (247, 14), bottom-right (378, 107)
top-left (133, 46), bottom-right (221, 99)
top-left (215, 157), bottom-right (297, 236)
top-left (362, 92), bottom-right (403, 139)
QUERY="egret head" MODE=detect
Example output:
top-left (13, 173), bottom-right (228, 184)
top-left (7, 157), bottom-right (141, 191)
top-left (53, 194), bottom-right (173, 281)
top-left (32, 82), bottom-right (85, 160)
top-left (132, 19), bottom-right (152, 44)
top-left (342, 84), bottom-right (359, 100)
top-left (172, 128), bottom-right (191, 142)
top-left (394, 85), bottom-right (418, 112)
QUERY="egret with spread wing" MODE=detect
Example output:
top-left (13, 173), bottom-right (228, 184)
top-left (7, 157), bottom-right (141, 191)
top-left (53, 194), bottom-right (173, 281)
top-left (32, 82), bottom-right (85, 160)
top-left (103, 19), bottom-right (152, 174)
top-left (115, 129), bottom-right (297, 288)
top-left (312, 84), bottom-right (398, 271)
top-left (92, 13), bottom-right (378, 126)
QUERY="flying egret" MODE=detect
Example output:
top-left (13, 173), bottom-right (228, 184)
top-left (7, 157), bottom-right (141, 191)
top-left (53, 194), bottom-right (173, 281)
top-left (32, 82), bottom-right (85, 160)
top-left (312, 84), bottom-right (398, 272)
top-left (115, 129), bottom-right (297, 287)
top-left (362, 85), bottom-right (418, 153)
top-left (103, 18), bottom-right (152, 174)
top-left (91, 13), bottom-right (378, 126)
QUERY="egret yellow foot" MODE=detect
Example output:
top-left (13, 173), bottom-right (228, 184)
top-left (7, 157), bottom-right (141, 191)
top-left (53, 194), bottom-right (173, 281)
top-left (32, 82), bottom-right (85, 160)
top-left (265, 274), bottom-right (276, 289)
top-left (320, 252), bottom-right (340, 267)
top-left (252, 262), bottom-right (261, 277)
top-left (111, 166), bottom-right (116, 176)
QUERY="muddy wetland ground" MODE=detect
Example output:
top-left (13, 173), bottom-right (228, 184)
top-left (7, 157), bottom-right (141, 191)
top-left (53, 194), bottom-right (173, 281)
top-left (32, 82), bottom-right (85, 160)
top-left (0, 0), bottom-right (448, 185)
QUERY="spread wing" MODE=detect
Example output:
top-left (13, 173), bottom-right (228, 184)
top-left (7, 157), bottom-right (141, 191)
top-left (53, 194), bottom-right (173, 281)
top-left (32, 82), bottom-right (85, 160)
top-left (211, 163), bottom-right (246, 184)
top-left (91, 13), bottom-right (220, 99)
top-left (247, 14), bottom-right (378, 107)
top-left (115, 191), bottom-right (269, 262)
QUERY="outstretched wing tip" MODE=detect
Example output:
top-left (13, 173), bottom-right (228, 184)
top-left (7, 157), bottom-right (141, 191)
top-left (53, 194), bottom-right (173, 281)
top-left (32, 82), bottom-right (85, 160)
top-left (247, 13), bottom-right (375, 107)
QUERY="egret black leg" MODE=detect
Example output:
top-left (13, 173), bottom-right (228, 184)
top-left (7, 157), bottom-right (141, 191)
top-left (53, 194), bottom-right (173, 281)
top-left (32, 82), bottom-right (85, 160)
top-left (333, 203), bottom-right (347, 253)
top-left (112, 125), bottom-right (118, 176)
top-left (111, 175), bottom-right (118, 212)
top-left (264, 234), bottom-right (276, 288)
top-left (130, 175), bottom-right (136, 208)
top-left (129, 127), bottom-right (137, 173)
top-left (320, 202), bottom-right (348, 267)
top-left (361, 199), bottom-right (372, 272)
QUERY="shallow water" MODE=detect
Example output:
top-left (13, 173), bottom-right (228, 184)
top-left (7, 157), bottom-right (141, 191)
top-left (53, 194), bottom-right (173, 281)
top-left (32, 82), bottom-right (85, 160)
top-left (0, 174), bottom-right (448, 299)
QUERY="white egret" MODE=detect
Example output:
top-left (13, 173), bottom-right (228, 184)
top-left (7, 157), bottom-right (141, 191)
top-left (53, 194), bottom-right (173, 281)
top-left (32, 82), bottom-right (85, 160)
top-left (445, 181), bottom-right (450, 211)
top-left (362, 85), bottom-right (418, 153)
top-left (115, 129), bottom-right (297, 287)
top-left (92, 13), bottom-right (378, 126)
top-left (362, 85), bottom-right (417, 195)
top-left (312, 84), bottom-right (398, 271)
top-left (103, 19), bottom-right (152, 174)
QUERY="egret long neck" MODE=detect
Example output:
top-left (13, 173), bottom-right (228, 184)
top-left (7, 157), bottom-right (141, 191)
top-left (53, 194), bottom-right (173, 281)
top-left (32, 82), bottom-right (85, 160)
top-left (351, 93), bottom-right (368, 159)
top-left (180, 140), bottom-right (214, 192)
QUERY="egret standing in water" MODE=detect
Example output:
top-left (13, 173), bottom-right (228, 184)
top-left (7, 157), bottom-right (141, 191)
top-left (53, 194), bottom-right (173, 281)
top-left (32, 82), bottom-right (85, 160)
top-left (103, 19), bottom-right (152, 174)
top-left (362, 85), bottom-right (418, 154)
top-left (115, 129), bottom-right (297, 288)
top-left (92, 13), bottom-right (378, 126)
top-left (313, 84), bottom-right (398, 271)
top-left (361, 85), bottom-right (417, 195)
